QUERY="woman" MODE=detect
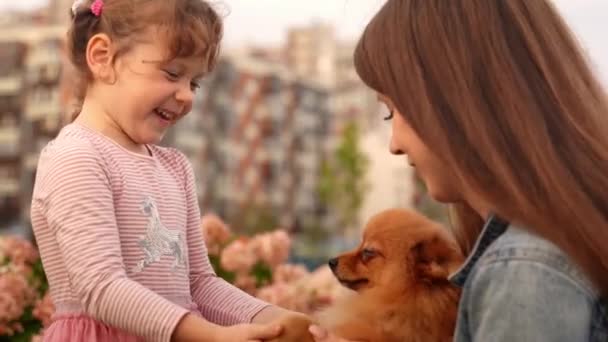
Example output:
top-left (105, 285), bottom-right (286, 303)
top-left (310, 1), bottom-right (608, 341)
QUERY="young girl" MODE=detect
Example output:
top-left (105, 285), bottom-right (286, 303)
top-left (310, 0), bottom-right (608, 341)
top-left (31, 0), bottom-right (311, 341)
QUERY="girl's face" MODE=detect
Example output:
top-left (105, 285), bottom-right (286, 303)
top-left (86, 26), bottom-right (205, 151)
top-left (378, 94), bottom-right (464, 204)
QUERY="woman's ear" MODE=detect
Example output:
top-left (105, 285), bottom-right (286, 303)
top-left (86, 33), bottom-right (116, 84)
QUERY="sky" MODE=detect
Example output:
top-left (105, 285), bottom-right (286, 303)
top-left (1, 0), bottom-right (607, 81)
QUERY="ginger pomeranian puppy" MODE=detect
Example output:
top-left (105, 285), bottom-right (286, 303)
top-left (269, 208), bottom-right (464, 342)
top-left (321, 208), bottom-right (464, 341)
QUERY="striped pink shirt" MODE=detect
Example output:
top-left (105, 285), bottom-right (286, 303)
top-left (30, 123), bottom-right (269, 342)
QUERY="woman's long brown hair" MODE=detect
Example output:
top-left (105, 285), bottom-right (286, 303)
top-left (354, 0), bottom-right (608, 295)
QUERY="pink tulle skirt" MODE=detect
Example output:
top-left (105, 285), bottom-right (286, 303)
top-left (43, 314), bottom-right (144, 342)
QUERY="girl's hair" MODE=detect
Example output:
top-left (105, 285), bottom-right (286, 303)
top-left (66, 0), bottom-right (223, 119)
top-left (354, 0), bottom-right (608, 294)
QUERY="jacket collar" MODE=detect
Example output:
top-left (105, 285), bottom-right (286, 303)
top-left (449, 214), bottom-right (510, 287)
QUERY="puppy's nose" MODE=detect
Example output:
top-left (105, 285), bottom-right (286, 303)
top-left (328, 258), bottom-right (339, 270)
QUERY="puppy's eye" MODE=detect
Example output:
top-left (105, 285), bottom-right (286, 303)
top-left (361, 249), bottom-right (377, 262)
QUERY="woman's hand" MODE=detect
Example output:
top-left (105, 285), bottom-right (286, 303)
top-left (266, 312), bottom-right (315, 341)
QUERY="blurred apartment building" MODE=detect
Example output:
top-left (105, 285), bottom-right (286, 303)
top-left (286, 23), bottom-right (336, 87)
top-left (171, 53), bottom-right (330, 232)
top-left (0, 9), bottom-right (413, 237)
top-left (169, 22), bottom-right (412, 233)
top-left (0, 23), bottom-right (66, 234)
top-left (48, 0), bottom-right (73, 25)
top-left (285, 22), bottom-right (379, 134)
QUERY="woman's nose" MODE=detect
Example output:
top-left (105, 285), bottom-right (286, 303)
top-left (389, 137), bottom-right (405, 155)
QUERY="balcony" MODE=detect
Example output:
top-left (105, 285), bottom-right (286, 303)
top-left (0, 75), bottom-right (23, 95)
top-left (174, 132), bottom-right (205, 151)
top-left (24, 152), bottom-right (40, 170)
top-left (0, 177), bottom-right (19, 196)
top-left (293, 109), bottom-right (319, 132)
top-left (0, 126), bottom-right (20, 158)
top-left (26, 64), bottom-right (62, 85)
top-left (25, 90), bottom-right (61, 120)
top-left (297, 152), bottom-right (319, 170)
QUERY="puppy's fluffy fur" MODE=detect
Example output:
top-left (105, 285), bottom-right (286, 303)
top-left (270, 208), bottom-right (463, 342)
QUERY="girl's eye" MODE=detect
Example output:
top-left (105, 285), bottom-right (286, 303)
top-left (383, 110), bottom-right (394, 121)
top-left (164, 70), bottom-right (180, 80)
top-left (190, 81), bottom-right (201, 91)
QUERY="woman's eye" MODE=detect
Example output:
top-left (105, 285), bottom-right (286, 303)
top-left (383, 110), bottom-right (394, 121)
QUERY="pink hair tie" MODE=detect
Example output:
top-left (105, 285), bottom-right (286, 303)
top-left (90, 0), bottom-right (104, 17)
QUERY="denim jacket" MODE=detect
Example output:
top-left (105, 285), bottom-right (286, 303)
top-left (449, 215), bottom-right (608, 341)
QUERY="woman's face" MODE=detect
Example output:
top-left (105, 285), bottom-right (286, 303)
top-left (378, 94), bottom-right (463, 203)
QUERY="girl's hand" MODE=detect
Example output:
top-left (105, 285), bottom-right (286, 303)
top-left (308, 325), bottom-right (362, 342)
top-left (172, 314), bottom-right (281, 342)
top-left (213, 322), bottom-right (282, 342)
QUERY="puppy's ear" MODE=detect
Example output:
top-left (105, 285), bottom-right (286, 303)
top-left (410, 233), bottom-right (463, 283)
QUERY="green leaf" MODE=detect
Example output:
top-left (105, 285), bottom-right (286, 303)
top-left (208, 254), bottom-right (236, 283)
top-left (26, 260), bottom-right (48, 296)
top-left (316, 121), bottom-right (369, 235)
top-left (250, 262), bottom-right (273, 288)
top-left (0, 307), bottom-right (43, 342)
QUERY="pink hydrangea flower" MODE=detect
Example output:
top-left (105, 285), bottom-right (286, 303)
top-left (272, 264), bottom-right (309, 284)
top-left (250, 230), bottom-right (291, 268)
top-left (31, 334), bottom-right (44, 342)
top-left (33, 293), bottom-right (55, 328)
top-left (0, 236), bottom-right (39, 267)
top-left (0, 272), bottom-right (36, 335)
top-left (220, 238), bottom-right (257, 272)
top-left (201, 214), bottom-right (232, 255)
